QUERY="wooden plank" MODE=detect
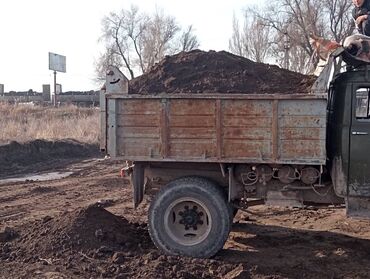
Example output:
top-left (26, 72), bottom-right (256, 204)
top-left (107, 93), bottom-right (327, 100)
top-left (117, 115), bottom-right (160, 127)
top-left (280, 127), bottom-right (326, 140)
top-left (169, 127), bottom-right (216, 139)
top-left (279, 99), bottom-right (327, 116)
top-left (216, 99), bottom-right (222, 159)
top-left (223, 99), bottom-right (272, 116)
top-left (279, 116), bottom-right (326, 128)
top-left (161, 100), bottom-right (169, 157)
top-left (223, 139), bottom-right (272, 159)
top-left (170, 115), bottom-right (215, 127)
top-left (170, 99), bottom-right (215, 115)
top-left (272, 99), bottom-right (278, 160)
top-left (117, 138), bottom-right (161, 158)
top-left (117, 99), bottom-right (161, 114)
top-left (223, 127), bottom-right (271, 140)
top-left (279, 140), bottom-right (325, 159)
top-left (169, 139), bottom-right (217, 158)
top-left (223, 116), bottom-right (272, 127)
top-left (117, 126), bottom-right (160, 139)
top-left (107, 99), bottom-right (117, 157)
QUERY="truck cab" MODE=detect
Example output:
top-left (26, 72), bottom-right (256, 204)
top-left (328, 64), bottom-right (370, 217)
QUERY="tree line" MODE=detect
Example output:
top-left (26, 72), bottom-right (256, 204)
top-left (96, 1), bottom-right (353, 81)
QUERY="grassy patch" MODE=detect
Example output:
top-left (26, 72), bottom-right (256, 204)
top-left (0, 103), bottom-right (99, 145)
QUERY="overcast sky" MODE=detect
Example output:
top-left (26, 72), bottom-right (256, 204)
top-left (0, 0), bottom-right (258, 92)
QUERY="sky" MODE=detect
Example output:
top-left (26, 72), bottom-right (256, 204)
top-left (0, 0), bottom-right (259, 92)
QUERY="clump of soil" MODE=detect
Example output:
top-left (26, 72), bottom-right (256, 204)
top-left (129, 50), bottom-right (316, 94)
top-left (0, 139), bottom-right (99, 178)
top-left (16, 205), bottom-right (150, 257)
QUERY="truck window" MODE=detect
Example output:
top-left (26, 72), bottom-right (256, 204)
top-left (355, 88), bottom-right (370, 119)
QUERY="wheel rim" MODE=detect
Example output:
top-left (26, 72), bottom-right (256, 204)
top-left (164, 197), bottom-right (212, 246)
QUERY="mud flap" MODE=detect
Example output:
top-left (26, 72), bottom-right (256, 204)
top-left (132, 163), bottom-right (145, 208)
top-left (346, 197), bottom-right (370, 219)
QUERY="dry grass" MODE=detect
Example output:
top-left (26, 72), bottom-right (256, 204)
top-left (0, 102), bottom-right (99, 145)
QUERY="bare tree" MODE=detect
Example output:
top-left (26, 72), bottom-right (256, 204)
top-left (235, 0), bottom-right (352, 73)
top-left (229, 14), bottom-right (248, 57)
top-left (178, 25), bottom-right (200, 52)
top-left (323, 0), bottom-right (353, 41)
top-left (140, 8), bottom-right (180, 71)
top-left (229, 12), bottom-right (272, 63)
top-left (99, 6), bottom-right (144, 79)
top-left (96, 6), bottom-right (199, 82)
top-left (94, 47), bottom-right (124, 84)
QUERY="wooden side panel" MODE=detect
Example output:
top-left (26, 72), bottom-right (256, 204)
top-left (115, 99), bottom-right (162, 158)
top-left (168, 99), bottom-right (217, 158)
top-left (222, 99), bottom-right (273, 160)
top-left (278, 99), bottom-right (326, 161)
top-left (108, 96), bottom-right (327, 164)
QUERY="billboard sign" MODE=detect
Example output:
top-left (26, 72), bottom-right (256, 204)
top-left (49, 52), bottom-right (66, 73)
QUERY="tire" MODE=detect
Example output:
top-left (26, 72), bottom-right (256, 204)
top-left (148, 176), bottom-right (231, 258)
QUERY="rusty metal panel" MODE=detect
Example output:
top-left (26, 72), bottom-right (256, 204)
top-left (278, 99), bottom-right (326, 162)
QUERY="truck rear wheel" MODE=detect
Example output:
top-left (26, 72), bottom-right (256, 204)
top-left (148, 176), bottom-right (231, 258)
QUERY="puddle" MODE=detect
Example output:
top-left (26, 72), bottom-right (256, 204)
top-left (0, 171), bottom-right (73, 185)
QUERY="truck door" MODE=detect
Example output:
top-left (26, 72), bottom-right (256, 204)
top-left (349, 87), bottom-right (370, 197)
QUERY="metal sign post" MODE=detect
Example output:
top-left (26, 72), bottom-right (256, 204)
top-left (53, 70), bottom-right (57, 106)
top-left (48, 52), bottom-right (66, 106)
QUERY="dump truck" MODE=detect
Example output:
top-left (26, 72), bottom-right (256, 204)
top-left (100, 48), bottom-right (370, 258)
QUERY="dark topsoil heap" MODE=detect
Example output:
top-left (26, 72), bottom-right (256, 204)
top-left (1, 205), bottom-right (239, 278)
top-left (0, 139), bottom-right (99, 178)
top-left (129, 50), bottom-right (316, 94)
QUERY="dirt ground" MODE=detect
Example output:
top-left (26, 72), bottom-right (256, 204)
top-left (1, 143), bottom-right (370, 279)
top-left (129, 50), bottom-right (316, 94)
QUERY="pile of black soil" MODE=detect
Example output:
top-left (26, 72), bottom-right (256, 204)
top-left (129, 50), bottom-right (316, 94)
top-left (0, 139), bottom-right (99, 178)
top-left (0, 205), bottom-right (239, 279)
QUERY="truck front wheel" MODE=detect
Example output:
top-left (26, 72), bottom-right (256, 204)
top-left (148, 176), bottom-right (231, 258)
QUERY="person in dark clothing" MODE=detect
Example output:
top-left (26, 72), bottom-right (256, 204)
top-left (353, 0), bottom-right (370, 36)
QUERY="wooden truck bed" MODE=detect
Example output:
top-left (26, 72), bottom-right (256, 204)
top-left (102, 93), bottom-right (327, 165)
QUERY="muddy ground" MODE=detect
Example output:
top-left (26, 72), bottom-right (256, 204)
top-left (1, 142), bottom-right (370, 279)
top-left (129, 50), bottom-right (316, 94)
